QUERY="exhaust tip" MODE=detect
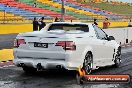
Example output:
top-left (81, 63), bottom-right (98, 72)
top-left (37, 63), bottom-right (43, 70)
top-left (96, 66), bottom-right (99, 69)
top-left (18, 63), bottom-right (25, 67)
top-left (56, 65), bottom-right (62, 69)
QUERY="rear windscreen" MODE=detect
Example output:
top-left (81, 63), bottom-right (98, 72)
top-left (48, 24), bottom-right (89, 32)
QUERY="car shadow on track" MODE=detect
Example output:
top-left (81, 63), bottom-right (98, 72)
top-left (20, 69), bottom-right (77, 79)
top-left (20, 65), bottom-right (117, 78)
top-left (91, 65), bottom-right (117, 74)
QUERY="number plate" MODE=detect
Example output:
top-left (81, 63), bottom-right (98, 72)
top-left (34, 43), bottom-right (48, 48)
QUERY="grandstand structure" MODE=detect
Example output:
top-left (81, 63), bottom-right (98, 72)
top-left (0, 0), bottom-right (129, 24)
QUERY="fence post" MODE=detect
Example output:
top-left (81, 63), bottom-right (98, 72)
top-left (61, 0), bottom-right (65, 22)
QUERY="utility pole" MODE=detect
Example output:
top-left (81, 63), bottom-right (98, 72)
top-left (61, 0), bottom-right (65, 22)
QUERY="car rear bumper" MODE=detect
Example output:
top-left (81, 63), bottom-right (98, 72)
top-left (14, 58), bottom-right (78, 70)
top-left (13, 48), bottom-right (80, 70)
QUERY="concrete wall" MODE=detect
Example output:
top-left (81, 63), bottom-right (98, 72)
top-left (103, 27), bottom-right (132, 45)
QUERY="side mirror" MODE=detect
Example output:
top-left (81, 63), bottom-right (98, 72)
top-left (108, 36), bottom-right (115, 41)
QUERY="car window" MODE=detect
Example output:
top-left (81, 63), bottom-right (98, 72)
top-left (93, 25), bottom-right (108, 40)
top-left (48, 24), bottom-right (89, 32)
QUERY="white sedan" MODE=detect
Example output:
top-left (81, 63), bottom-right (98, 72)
top-left (13, 22), bottom-right (121, 74)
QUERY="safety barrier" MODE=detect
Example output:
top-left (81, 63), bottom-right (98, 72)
top-left (0, 49), bottom-right (13, 62)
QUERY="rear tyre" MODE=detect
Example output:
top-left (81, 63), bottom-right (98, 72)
top-left (22, 66), bottom-right (37, 73)
top-left (83, 52), bottom-right (93, 74)
top-left (114, 49), bottom-right (121, 68)
top-left (114, 54), bottom-right (121, 68)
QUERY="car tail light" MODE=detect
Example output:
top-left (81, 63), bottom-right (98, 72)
top-left (14, 39), bottom-right (26, 47)
top-left (55, 41), bottom-right (76, 51)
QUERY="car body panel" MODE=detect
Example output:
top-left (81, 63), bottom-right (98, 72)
top-left (13, 22), bottom-right (120, 70)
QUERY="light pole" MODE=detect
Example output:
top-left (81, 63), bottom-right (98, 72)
top-left (61, 0), bottom-right (65, 22)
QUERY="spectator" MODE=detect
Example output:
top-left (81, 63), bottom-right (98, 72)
top-left (33, 17), bottom-right (38, 31)
top-left (54, 17), bottom-right (60, 22)
top-left (128, 19), bottom-right (132, 27)
top-left (103, 18), bottom-right (110, 29)
top-left (6, 3), bottom-right (9, 7)
top-left (102, 9), bottom-right (105, 13)
top-left (38, 18), bottom-right (42, 30)
top-left (93, 18), bottom-right (98, 25)
top-left (33, 3), bottom-right (37, 7)
top-left (38, 17), bottom-right (46, 31)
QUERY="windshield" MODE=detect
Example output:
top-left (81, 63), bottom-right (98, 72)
top-left (48, 24), bottom-right (89, 32)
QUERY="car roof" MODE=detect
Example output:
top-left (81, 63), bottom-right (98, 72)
top-left (51, 22), bottom-right (92, 25)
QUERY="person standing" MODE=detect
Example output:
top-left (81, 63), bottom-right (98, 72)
top-left (38, 17), bottom-right (46, 31)
top-left (33, 17), bottom-right (38, 31)
top-left (103, 18), bottom-right (110, 29)
top-left (33, 3), bottom-right (37, 7)
top-left (93, 18), bottom-right (98, 25)
top-left (128, 19), bottom-right (132, 27)
top-left (54, 17), bottom-right (60, 22)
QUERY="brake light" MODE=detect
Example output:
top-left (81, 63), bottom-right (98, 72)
top-left (55, 41), bottom-right (76, 51)
top-left (14, 39), bottom-right (26, 47)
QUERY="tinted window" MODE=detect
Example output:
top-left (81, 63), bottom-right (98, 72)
top-left (93, 25), bottom-right (108, 40)
top-left (48, 24), bottom-right (89, 32)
